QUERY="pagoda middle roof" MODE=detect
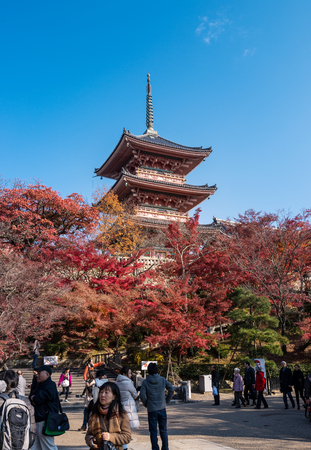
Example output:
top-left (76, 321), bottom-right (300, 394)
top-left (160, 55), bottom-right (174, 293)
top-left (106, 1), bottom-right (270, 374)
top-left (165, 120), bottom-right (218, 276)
top-left (111, 169), bottom-right (216, 213)
top-left (95, 130), bottom-right (212, 179)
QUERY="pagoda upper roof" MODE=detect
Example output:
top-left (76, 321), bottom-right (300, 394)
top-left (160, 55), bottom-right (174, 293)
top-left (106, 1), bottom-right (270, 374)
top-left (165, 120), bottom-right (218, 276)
top-left (111, 169), bottom-right (216, 213)
top-left (95, 130), bottom-right (212, 179)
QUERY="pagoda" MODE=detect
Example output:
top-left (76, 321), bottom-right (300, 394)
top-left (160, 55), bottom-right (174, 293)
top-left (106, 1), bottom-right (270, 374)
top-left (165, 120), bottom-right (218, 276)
top-left (95, 75), bottom-right (217, 227)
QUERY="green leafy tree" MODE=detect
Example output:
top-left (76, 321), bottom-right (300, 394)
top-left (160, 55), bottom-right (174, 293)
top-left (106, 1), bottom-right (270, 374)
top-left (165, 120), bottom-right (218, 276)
top-left (228, 288), bottom-right (287, 358)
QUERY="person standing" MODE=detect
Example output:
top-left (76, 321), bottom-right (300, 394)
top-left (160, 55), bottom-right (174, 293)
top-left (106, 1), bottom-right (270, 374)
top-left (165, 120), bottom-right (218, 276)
top-left (211, 365), bottom-right (220, 406)
top-left (232, 368), bottom-right (246, 408)
top-left (244, 361), bottom-right (256, 406)
top-left (292, 364), bottom-right (305, 410)
top-left (279, 361), bottom-right (295, 409)
top-left (32, 339), bottom-right (40, 369)
top-left (140, 363), bottom-right (174, 450)
top-left (17, 369), bottom-right (27, 397)
top-left (58, 368), bottom-right (72, 402)
top-left (30, 365), bottom-right (60, 450)
top-left (116, 366), bottom-right (140, 450)
top-left (254, 366), bottom-right (268, 409)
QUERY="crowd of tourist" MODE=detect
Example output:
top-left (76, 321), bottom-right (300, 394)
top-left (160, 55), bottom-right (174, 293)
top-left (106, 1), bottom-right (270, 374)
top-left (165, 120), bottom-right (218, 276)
top-left (1, 357), bottom-right (311, 450)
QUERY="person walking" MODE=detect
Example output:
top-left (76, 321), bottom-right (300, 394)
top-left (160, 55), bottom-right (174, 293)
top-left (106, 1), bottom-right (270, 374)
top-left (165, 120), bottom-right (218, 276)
top-left (58, 368), bottom-right (72, 402)
top-left (17, 369), bottom-right (27, 397)
top-left (232, 368), bottom-right (246, 408)
top-left (29, 365), bottom-right (60, 450)
top-left (140, 363), bottom-right (174, 450)
top-left (254, 366), bottom-right (268, 409)
top-left (116, 366), bottom-right (140, 450)
top-left (79, 370), bottom-right (96, 432)
top-left (244, 361), bottom-right (256, 406)
top-left (293, 364), bottom-right (305, 410)
top-left (32, 339), bottom-right (40, 369)
top-left (211, 365), bottom-right (220, 406)
top-left (279, 361), bottom-right (295, 409)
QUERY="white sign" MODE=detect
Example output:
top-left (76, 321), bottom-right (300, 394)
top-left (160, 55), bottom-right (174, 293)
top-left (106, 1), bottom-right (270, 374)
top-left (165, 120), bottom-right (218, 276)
top-left (44, 356), bottom-right (58, 366)
top-left (141, 361), bottom-right (157, 371)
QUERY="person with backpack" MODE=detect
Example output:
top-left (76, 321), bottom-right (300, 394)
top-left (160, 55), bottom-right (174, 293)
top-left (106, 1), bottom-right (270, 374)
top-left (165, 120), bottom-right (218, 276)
top-left (58, 368), bottom-right (72, 403)
top-left (0, 369), bottom-right (36, 449)
top-left (29, 365), bottom-right (60, 450)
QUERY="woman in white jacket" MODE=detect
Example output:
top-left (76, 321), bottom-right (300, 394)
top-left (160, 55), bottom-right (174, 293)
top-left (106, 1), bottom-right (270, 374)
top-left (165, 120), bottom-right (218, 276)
top-left (116, 366), bottom-right (140, 450)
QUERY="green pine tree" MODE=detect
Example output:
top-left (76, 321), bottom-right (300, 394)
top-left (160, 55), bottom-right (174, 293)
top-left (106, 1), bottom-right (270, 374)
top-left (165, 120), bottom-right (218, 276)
top-left (228, 287), bottom-right (288, 358)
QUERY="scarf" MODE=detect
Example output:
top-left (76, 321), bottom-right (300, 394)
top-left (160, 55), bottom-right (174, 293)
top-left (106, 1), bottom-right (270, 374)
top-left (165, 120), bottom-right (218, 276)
top-left (88, 405), bottom-right (121, 448)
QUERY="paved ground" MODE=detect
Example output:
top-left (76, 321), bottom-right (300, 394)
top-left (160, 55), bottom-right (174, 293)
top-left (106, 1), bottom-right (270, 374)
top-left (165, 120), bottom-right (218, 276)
top-left (56, 393), bottom-right (310, 450)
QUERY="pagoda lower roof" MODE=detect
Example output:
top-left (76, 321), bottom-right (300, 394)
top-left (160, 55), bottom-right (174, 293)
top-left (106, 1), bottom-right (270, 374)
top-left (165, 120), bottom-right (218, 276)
top-left (95, 130), bottom-right (212, 179)
top-left (111, 169), bottom-right (216, 212)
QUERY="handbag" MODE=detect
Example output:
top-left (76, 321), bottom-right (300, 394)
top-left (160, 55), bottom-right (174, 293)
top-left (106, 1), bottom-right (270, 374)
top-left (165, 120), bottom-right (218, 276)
top-left (100, 441), bottom-right (119, 450)
top-left (62, 378), bottom-right (70, 387)
top-left (42, 400), bottom-right (70, 436)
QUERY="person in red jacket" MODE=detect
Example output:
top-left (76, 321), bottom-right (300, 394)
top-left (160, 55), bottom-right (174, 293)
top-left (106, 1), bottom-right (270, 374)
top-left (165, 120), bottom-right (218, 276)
top-left (255, 365), bottom-right (268, 409)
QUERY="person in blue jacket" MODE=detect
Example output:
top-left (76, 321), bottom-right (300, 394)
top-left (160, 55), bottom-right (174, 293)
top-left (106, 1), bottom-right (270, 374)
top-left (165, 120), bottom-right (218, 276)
top-left (140, 363), bottom-right (174, 450)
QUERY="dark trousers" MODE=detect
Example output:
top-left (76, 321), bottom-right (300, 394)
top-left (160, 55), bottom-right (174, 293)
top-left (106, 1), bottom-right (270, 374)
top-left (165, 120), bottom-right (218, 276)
top-left (32, 354), bottom-right (38, 368)
top-left (294, 386), bottom-right (304, 407)
top-left (213, 394), bottom-right (220, 405)
top-left (60, 386), bottom-right (69, 399)
top-left (148, 409), bottom-right (169, 450)
top-left (234, 391), bottom-right (245, 406)
top-left (283, 391), bottom-right (295, 407)
top-left (256, 391), bottom-right (268, 408)
top-left (82, 407), bottom-right (89, 428)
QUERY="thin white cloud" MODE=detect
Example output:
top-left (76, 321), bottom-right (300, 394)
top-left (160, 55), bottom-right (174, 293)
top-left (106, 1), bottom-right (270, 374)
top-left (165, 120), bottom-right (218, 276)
top-left (196, 17), bottom-right (208, 35)
top-left (244, 48), bottom-right (256, 57)
top-left (196, 15), bottom-right (229, 45)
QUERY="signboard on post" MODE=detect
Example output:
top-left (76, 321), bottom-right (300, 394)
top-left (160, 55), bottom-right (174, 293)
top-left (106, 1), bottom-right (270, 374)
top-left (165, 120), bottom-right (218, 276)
top-left (253, 358), bottom-right (266, 378)
top-left (44, 356), bottom-right (58, 366)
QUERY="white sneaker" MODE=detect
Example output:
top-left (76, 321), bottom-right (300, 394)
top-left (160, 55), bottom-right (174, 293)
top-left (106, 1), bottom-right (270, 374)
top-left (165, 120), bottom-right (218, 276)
top-left (65, 399), bottom-right (69, 402)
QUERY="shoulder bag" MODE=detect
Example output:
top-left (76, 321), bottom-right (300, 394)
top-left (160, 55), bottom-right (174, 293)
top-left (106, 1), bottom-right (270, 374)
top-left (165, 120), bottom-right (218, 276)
top-left (100, 441), bottom-right (119, 450)
top-left (42, 399), bottom-right (70, 436)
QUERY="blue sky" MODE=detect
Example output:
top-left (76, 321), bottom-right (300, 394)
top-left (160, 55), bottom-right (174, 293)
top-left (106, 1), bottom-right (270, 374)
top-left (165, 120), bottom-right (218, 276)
top-left (1, 1), bottom-right (311, 224)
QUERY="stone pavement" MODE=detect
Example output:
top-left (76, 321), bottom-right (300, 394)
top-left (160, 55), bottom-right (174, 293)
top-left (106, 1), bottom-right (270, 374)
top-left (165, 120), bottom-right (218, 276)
top-left (56, 393), bottom-right (310, 450)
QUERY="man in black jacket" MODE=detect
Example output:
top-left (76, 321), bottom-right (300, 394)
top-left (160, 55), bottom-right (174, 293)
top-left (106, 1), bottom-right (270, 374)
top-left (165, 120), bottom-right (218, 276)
top-left (211, 365), bottom-right (220, 405)
top-left (279, 361), bottom-right (295, 409)
top-left (30, 365), bottom-right (60, 450)
top-left (244, 361), bottom-right (256, 406)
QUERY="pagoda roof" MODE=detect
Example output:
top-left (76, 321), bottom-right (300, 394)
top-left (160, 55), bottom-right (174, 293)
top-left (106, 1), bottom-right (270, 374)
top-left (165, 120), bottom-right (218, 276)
top-left (111, 169), bottom-right (216, 213)
top-left (95, 130), bottom-right (212, 179)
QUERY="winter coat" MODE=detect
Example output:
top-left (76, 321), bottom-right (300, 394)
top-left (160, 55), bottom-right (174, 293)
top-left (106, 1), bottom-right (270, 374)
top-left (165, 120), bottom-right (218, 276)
top-left (30, 376), bottom-right (59, 423)
top-left (280, 367), bottom-right (293, 393)
top-left (116, 374), bottom-right (140, 429)
top-left (292, 369), bottom-right (304, 389)
top-left (92, 378), bottom-right (108, 405)
top-left (255, 371), bottom-right (266, 392)
top-left (83, 362), bottom-right (103, 381)
top-left (17, 375), bottom-right (27, 397)
top-left (232, 374), bottom-right (243, 392)
top-left (140, 374), bottom-right (174, 413)
top-left (58, 372), bottom-right (72, 387)
top-left (211, 370), bottom-right (220, 388)
top-left (244, 366), bottom-right (255, 386)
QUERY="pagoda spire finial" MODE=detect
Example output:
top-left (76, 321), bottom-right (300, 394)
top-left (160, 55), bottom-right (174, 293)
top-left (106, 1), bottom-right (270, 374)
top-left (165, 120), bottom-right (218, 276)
top-left (145, 74), bottom-right (157, 135)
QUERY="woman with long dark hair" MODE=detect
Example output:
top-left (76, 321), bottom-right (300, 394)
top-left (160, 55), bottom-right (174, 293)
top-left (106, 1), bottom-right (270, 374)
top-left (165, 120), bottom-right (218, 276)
top-left (85, 381), bottom-right (131, 450)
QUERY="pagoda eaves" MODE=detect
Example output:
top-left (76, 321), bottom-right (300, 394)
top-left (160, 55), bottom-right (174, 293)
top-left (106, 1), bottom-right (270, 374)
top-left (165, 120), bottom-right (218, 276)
top-left (95, 74), bottom-right (217, 225)
top-left (95, 130), bottom-right (212, 180)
